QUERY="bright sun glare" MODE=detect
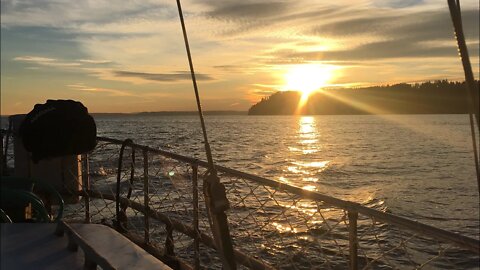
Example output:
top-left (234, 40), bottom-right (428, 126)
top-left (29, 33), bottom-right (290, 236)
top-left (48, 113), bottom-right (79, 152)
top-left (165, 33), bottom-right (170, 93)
top-left (284, 64), bottom-right (336, 97)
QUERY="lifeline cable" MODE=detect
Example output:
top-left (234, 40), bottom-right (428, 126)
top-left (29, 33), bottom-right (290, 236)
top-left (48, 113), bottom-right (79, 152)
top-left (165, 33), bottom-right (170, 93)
top-left (447, 0), bottom-right (480, 194)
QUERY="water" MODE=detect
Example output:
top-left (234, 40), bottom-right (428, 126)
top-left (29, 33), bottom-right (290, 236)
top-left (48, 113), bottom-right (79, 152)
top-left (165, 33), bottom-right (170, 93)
top-left (2, 113), bottom-right (478, 267)
top-left (92, 114), bottom-right (479, 240)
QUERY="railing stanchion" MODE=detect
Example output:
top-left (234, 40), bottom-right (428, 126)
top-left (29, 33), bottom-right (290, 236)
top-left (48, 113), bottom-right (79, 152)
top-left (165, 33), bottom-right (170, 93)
top-left (83, 154), bottom-right (91, 223)
top-left (143, 149), bottom-right (150, 244)
top-left (0, 132), bottom-right (4, 176)
top-left (3, 119), bottom-right (12, 172)
top-left (348, 211), bottom-right (359, 270)
top-left (192, 163), bottom-right (200, 270)
top-left (165, 222), bottom-right (175, 257)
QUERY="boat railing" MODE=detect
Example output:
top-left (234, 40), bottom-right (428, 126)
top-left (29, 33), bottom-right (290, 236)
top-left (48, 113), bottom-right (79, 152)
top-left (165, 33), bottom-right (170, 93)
top-left (2, 133), bottom-right (479, 269)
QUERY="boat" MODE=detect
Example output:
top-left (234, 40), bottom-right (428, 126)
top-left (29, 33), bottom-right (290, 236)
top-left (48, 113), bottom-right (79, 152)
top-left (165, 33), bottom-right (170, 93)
top-left (2, 123), bottom-right (480, 269)
top-left (1, 0), bottom-right (479, 269)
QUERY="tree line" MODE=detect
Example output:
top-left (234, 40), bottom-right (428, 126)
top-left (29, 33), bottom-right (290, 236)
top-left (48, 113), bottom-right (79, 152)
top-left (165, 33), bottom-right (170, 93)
top-left (248, 80), bottom-right (479, 115)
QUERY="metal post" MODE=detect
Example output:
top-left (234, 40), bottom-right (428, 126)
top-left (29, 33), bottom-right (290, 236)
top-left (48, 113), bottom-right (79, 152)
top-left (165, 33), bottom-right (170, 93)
top-left (348, 211), bottom-right (358, 270)
top-left (3, 119), bottom-right (12, 171)
top-left (83, 154), bottom-right (91, 223)
top-left (165, 223), bottom-right (175, 257)
top-left (192, 164), bottom-right (200, 270)
top-left (143, 150), bottom-right (150, 244)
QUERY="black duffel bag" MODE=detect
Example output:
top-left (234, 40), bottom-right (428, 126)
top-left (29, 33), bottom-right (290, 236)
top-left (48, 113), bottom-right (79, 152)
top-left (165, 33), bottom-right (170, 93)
top-left (20, 100), bottom-right (97, 163)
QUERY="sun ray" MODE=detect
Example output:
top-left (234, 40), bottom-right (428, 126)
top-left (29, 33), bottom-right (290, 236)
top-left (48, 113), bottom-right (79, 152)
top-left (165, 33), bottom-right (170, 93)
top-left (318, 90), bottom-right (468, 148)
top-left (282, 64), bottom-right (338, 114)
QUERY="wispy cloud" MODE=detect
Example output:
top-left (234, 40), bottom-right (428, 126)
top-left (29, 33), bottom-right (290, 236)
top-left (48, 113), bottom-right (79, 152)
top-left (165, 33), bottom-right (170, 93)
top-left (14, 55), bottom-right (114, 68)
top-left (373, 0), bottom-right (424, 8)
top-left (205, 2), bottom-right (292, 20)
top-left (2, 0), bottom-right (479, 114)
top-left (78, 59), bottom-right (112, 65)
top-left (14, 56), bottom-right (82, 67)
top-left (278, 42), bottom-right (466, 61)
top-left (0, 0), bottom-right (175, 28)
top-left (271, 8), bottom-right (479, 62)
top-left (14, 56), bottom-right (56, 63)
top-left (114, 71), bottom-right (214, 82)
top-left (311, 9), bottom-right (479, 41)
top-left (67, 83), bottom-right (135, 97)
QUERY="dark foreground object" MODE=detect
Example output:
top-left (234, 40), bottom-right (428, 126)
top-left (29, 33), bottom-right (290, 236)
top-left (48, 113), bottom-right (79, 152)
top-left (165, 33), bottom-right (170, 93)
top-left (20, 100), bottom-right (97, 163)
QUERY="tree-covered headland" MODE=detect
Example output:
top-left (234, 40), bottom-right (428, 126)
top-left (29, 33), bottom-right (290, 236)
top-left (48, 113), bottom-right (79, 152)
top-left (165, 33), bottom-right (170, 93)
top-left (248, 80), bottom-right (479, 115)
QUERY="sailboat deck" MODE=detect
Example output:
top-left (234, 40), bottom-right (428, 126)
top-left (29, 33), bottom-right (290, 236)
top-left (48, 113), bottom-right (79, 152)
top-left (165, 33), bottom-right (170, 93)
top-left (1, 223), bottom-right (84, 270)
top-left (0, 223), bottom-right (172, 270)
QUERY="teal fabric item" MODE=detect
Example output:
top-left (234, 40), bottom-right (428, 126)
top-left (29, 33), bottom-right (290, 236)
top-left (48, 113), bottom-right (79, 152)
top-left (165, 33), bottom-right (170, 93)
top-left (0, 176), bottom-right (64, 222)
top-left (0, 209), bottom-right (12, 223)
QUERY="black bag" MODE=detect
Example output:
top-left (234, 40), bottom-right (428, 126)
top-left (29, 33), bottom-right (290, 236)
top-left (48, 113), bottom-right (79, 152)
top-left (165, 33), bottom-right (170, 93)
top-left (20, 100), bottom-right (97, 163)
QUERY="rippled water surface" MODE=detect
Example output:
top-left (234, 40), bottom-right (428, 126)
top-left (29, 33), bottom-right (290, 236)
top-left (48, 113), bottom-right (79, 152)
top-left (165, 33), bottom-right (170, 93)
top-left (93, 114), bottom-right (479, 239)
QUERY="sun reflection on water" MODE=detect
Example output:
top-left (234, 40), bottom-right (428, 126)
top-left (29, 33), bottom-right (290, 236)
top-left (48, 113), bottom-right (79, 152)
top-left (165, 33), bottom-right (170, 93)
top-left (271, 116), bottom-right (345, 234)
top-left (302, 185), bottom-right (317, 191)
top-left (294, 161), bottom-right (330, 168)
top-left (298, 116), bottom-right (315, 137)
top-left (287, 117), bottom-right (331, 178)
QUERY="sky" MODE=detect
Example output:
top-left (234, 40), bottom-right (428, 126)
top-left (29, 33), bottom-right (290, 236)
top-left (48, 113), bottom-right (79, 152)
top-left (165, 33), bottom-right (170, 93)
top-left (1, 0), bottom-right (479, 114)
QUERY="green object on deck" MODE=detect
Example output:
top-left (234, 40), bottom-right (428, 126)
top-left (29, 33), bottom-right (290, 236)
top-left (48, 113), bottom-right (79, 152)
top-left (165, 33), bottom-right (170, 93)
top-left (0, 209), bottom-right (12, 223)
top-left (0, 176), bottom-right (64, 222)
top-left (0, 188), bottom-right (50, 222)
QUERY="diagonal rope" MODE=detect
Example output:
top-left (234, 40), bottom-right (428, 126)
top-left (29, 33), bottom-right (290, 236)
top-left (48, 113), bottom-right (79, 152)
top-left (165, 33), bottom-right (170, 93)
top-left (447, 0), bottom-right (480, 195)
top-left (174, 0), bottom-right (213, 170)
top-left (175, 1), bottom-right (237, 269)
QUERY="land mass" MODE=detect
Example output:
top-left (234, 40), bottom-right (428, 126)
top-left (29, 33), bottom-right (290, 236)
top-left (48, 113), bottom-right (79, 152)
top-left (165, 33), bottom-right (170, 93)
top-left (248, 80), bottom-right (479, 115)
top-left (91, 111), bottom-right (247, 117)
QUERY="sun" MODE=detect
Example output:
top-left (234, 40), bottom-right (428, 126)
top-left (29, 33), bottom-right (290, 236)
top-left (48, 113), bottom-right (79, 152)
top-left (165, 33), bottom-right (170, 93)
top-left (283, 64), bottom-right (335, 97)
top-left (282, 63), bottom-right (338, 114)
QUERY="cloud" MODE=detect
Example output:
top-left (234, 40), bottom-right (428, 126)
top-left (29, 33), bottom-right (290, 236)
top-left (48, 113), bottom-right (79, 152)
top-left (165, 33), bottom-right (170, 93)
top-left (373, 0), bottom-right (424, 8)
top-left (114, 71), bottom-right (214, 82)
top-left (14, 56), bottom-right (56, 63)
top-left (2, 0), bottom-right (479, 114)
top-left (280, 41), bottom-right (465, 61)
top-left (201, 1), bottom-right (342, 37)
top-left (14, 55), bottom-right (82, 67)
top-left (0, 0), bottom-right (176, 28)
top-left (311, 9), bottom-right (479, 42)
top-left (13, 55), bottom-right (116, 69)
top-left (67, 84), bottom-right (135, 97)
top-left (271, 8), bottom-right (479, 62)
top-left (205, 2), bottom-right (291, 20)
top-left (78, 59), bottom-right (112, 65)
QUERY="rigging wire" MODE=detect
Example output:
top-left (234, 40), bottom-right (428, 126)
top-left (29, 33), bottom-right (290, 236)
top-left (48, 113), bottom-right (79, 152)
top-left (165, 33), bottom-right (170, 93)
top-left (447, 0), bottom-right (480, 195)
top-left (175, 1), bottom-right (237, 269)
top-left (174, 0), bottom-right (214, 171)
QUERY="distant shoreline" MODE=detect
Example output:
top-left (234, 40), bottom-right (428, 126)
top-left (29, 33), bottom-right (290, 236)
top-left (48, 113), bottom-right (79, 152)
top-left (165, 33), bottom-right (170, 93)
top-left (1, 111), bottom-right (475, 118)
top-left (92, 111), bottom-right (248, 117)
top-left (0, 111), bottom-right (248, 118)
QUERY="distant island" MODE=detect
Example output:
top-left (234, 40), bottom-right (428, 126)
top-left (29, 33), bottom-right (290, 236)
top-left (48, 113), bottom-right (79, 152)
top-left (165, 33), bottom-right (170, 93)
top-left (248, 80), bottom-right (479, 115)
top-left (91, 111), bottom-right (246, 117)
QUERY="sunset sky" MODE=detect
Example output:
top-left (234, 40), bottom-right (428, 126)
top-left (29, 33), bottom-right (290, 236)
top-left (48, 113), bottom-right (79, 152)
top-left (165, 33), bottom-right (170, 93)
top-left (1, 0), bottom-right (479, 114)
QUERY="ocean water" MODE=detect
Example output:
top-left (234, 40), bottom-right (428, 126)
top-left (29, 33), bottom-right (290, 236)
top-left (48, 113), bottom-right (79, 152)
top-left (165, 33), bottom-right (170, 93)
top-left (92, 114), bottom-right (479, 240)
top-left (2, 113), bottom-right (478, 268)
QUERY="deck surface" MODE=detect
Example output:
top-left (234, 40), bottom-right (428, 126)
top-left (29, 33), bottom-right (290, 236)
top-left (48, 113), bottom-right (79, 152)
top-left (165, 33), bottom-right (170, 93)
top-left (1, 223), bottom-right (172, 270)
top-left (1, 223), bottom-right (84, 270)
top-left (68, 223), bottom-right (172, 270)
